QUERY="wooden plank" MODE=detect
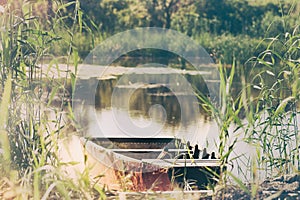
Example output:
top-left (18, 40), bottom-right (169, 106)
top-left (118, 190), bottom-right (213, 200)
top-left (142, 159), bottom-right (221, 167)
top-left (112, 149), bottom-right (188, 152)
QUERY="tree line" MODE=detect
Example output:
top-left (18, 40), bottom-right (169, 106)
top-left (72, 0), bottom-right (298, 37)
top-left (56, 0), bottom-right (300, 65)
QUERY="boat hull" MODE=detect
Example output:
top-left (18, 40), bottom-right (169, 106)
top-left (81, 137), bottom-right (220, 192)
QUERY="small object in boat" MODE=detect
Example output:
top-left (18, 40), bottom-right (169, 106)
top-left (211, 152), bottom-right (216, 159)
top-left (185, 141), bottom-right (193, 159)
top-left (187, 141), bottom-right (193, 150)
top-left (193, 144), bottom-right (200, 159)
top-left (202, 148), bottom-right (210, 159)
top-left (157, 146), bottom-right (169, 159)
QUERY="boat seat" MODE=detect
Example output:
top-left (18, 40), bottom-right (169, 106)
top-left (142, 159), bottom-right (221, 167)
top-left (111, 149), bottom-right (189, 153)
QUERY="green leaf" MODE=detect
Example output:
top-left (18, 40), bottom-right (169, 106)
top-left (78, 9), bottom-right (83, 33)
top-left (57, 1), bottom-right (76, 11)
top-left (0, 73), bottom-right (12, 173)
top-left (266, 70), bottom-right (275, 76)
top-left (227, 171), bottom-right (250, 195)
top-left (93, 183), bottom-right (106, 199)
top-left (274, 96), bottom-right (295, 116)
top-left (60, 161), bottom-right (80, 166)
top-left (47, 86), bottom-right (59, 107)
top-left (70, 72), bottom-right (76, 97)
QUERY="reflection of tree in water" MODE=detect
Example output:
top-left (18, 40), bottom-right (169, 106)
top-left (95, 78), bottom-right (117, 108)
top-left (95, 76), bottom-right (212, 126)
top-left (129, 87), bottom-right (182, 126)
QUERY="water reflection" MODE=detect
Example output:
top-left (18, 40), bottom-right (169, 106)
top-left (78, 71), bottom-right (216, 146)
top-left (70, 66), bottom-right (300, 182)
top-left (94, 75), bottom-right (212, 125)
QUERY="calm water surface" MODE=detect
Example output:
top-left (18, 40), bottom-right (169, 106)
top-left (77, 67), bottom-right (220, 150)
top-left (67, 66), bottom-right (299, 182)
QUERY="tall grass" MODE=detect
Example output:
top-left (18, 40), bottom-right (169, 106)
top-left (0, 73), bottom-right (12, 175)
top-left (244, 25), bottom-right (300, 177)
top-left (0, 1), bottom-right (105, 199)
top-left (197, 61), bottom-right (245, 195)
top-left (197, 5), bottom-right (300, 197)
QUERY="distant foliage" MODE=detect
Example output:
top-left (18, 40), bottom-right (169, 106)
top-left (63, 0), bottom-right (299, 36)
top-left (60, 0), bottom-right (300, 65)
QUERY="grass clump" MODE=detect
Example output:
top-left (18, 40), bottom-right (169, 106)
top-left (0, 1), bottom-right (106, 199)
top-left (202, 20), bottom-right (300, 200)
top-left (245, 26), bottom-right (300, 177)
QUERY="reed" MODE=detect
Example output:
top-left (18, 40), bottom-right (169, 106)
top-left (245, 25), bottom-right (300, 176)
top-left (0, 0), bottom-right (105, 199)
top-left (197, 12), bottom-right (299, 197)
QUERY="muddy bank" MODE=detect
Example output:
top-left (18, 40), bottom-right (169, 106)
top-left (206, 173), bottom-right (300, 200)
top-left (91, 173), bottom-right (299, 199)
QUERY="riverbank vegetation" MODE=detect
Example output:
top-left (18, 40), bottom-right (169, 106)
top-left (63, 0), bottom-right (300, 64)
top-left (0, 0), bottom-right (299, 199)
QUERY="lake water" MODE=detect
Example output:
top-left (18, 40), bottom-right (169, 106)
top-left (73, 65), bottom-right (221, 151)
top-left (62, 65), bottom-right (299, 183)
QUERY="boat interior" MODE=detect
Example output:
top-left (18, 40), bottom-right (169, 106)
top-left (87, 137), bottom-right (218, 161)
top-left (83, 137), bottom-right (221, 190)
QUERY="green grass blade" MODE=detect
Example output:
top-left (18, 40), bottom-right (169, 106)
top-left (227, 171), bottom-right (251, 196)
top-left (274, 96), bottom-right (295, 116)
top-left (0, 73), bottom-right (12, 165)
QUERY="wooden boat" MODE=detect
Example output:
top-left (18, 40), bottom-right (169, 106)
top-left (80, 137), bottom-right (221, 192)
